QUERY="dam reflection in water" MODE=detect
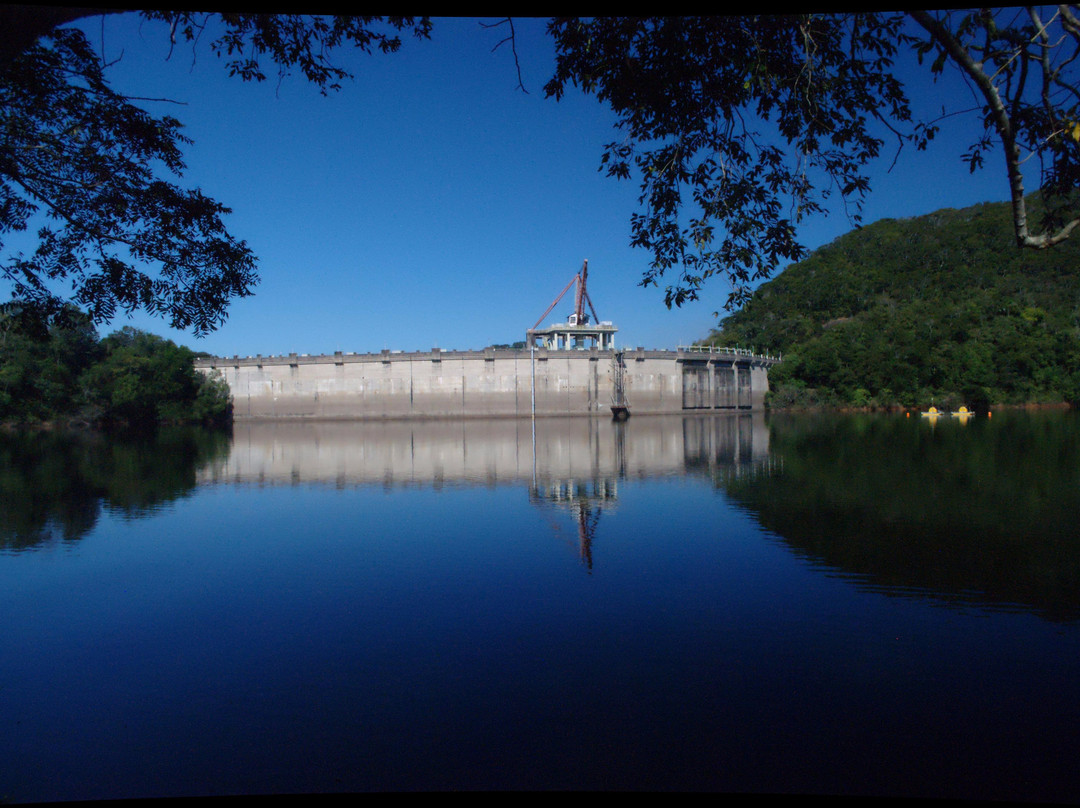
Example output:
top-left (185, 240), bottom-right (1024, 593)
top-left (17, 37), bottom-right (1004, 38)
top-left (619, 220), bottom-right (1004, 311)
top-left (201, 413), bottom-right (776, 570)
top-left (200, 412), bottom-right (773, 489)
top-left (200, 413), bottom-right (775, 572)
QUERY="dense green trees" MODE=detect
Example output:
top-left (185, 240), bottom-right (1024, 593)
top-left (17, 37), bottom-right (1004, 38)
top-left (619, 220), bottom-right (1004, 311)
top-left (707, 198), bottom-right (1080, 408)
top-left (0, 310), bottom-right (231, 427)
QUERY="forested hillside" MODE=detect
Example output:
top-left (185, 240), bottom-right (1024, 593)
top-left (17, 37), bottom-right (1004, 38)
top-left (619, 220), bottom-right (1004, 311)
top-left (706, 200), bottom-right (1080, 408)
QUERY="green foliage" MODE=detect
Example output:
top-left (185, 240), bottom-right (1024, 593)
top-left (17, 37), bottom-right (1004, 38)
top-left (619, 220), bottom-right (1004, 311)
top-left (707, 199), bottom-right (1080, 407)
top-left (4, 11), bottom-right (1078, 331)
top-left (0, 305), bottom-right (102, 422)
top-left (142, 13), bottom-right (434, 93)
top-left (545, 12), bottom-right (1080, 309)
top-left (191, 370), bottom-right (233, 424)
top-left (0, 313), bottom-right (232, 427)
top-left (0, 26), bottom-right (258, 335)
top-left (545, 14), bottom-right (916, 310)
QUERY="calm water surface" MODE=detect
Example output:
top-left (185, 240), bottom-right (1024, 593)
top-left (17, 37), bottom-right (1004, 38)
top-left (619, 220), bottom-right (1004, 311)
top-left (2, 412), bottom-right (1079, 800)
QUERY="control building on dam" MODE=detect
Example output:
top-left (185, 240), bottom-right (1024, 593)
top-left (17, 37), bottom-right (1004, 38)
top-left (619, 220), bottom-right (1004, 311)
top-left (193, 262), bottom-right (780, 420)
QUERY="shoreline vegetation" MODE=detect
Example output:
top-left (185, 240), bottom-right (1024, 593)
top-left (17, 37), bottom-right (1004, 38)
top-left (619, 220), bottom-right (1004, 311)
top-left (770, 401), bottom-right (1073, 415)
top-left (0, 308), bottom-right (231, 431)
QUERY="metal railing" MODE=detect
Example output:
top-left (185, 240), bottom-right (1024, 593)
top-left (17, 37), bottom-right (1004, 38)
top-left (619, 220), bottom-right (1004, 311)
top-left (194, 344), bottom-right (784, 365)
top-left (676, 345), bottom-right (782, 361)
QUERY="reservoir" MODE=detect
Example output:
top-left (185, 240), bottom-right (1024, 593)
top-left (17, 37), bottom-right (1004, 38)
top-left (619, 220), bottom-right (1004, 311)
top-left (2, 410), bottom-right (1079, 800)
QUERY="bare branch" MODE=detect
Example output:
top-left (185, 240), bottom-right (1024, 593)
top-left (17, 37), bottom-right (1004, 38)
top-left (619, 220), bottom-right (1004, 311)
top-left (481, 17), bottom-right (528, 93)
top-left (909, 9), bottom-right (1080, 250)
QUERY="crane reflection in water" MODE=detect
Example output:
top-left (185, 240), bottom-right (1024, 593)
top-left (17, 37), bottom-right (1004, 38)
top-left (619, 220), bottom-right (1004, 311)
top-left (526, 415), bottom-right (778, 570)
top-left (529, 475), bottom-right (617, 571)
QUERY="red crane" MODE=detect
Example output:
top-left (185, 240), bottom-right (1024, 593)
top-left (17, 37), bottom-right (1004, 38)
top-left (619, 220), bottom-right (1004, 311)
top-left (531, 260), bottom-right (600, 331)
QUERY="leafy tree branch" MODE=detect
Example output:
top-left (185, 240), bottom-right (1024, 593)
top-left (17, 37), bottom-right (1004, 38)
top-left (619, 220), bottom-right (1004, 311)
top-left (544, 12), bottom-right (1080, 311)
top-left (544, 15), bottom-right (917, 310)
top-left (0, 11), bottom-right (430, 335)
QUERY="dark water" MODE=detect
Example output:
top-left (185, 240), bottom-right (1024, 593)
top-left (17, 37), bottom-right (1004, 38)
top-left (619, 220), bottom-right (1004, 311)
top-left (2, 412), bottom-right (1079, 801)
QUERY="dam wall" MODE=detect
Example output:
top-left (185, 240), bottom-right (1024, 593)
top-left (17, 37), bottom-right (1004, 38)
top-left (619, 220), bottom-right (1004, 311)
top-left (194, 346), bottom-right (778, 419)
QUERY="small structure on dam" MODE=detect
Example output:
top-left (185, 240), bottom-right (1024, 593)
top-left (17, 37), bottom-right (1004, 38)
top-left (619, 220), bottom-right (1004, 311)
top-left (193, 261), bottom-right (780, 419)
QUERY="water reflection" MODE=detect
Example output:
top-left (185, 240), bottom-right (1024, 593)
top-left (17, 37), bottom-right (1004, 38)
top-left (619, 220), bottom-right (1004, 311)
top-left (0, 428), bottom-right (231, 552)
top-left (201, 413), bottom-right (772, 487)
top-left (204, 414), bottom-right (773, 572)
top-left (720, 410), bottom-right (1080, 622)
top-left (529, 476), bottom-right (617, 571)
top-left (5, 411), bottom-right (1080, 622)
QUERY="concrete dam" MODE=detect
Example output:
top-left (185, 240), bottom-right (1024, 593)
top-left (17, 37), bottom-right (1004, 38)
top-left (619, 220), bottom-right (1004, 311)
top-left (194, 345), bottom-right (779, 420)
top-left (194, 262), bottom-right (780, 420)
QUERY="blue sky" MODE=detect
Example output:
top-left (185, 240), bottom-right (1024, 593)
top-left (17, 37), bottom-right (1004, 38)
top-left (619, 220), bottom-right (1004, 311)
top-left (4, 14), bottom-right (1021, 356)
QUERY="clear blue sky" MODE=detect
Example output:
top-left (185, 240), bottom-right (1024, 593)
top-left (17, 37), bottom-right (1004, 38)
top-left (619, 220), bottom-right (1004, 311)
top-left (5, 14), bottom-right (1020, 356)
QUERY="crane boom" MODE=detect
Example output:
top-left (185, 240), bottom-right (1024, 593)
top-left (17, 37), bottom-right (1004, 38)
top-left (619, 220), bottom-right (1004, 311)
top-left (531, 260), bottom-right (594, 330)
top-left (574, 260), bottom-right (588, 324)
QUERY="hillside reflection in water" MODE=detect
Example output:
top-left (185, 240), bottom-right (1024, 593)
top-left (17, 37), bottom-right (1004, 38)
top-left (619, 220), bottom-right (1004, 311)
top-left (722, 410), bottom-right (1080, 622)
